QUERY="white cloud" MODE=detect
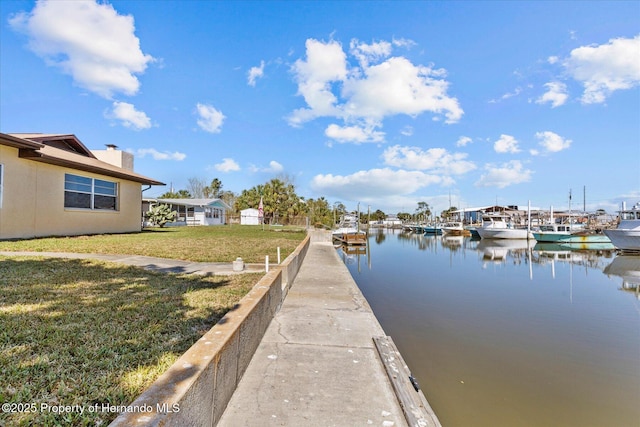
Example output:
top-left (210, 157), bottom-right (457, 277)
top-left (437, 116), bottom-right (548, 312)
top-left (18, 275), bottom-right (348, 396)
top-left (214, 158), bottom-right (240, 172)
top-left (108, 101), bottom-right (151, 130)
top-left (456, 136), bottom-right (472, 147)
top-left (196, 103), bottom-right (225, 133)
top-left (502, 87), bottom-right (522, 100)
top-left (349, 39), bottom-right (392, 67)
top-left (9, 0), bottom-right (154, 99)
top-left (325, 123), bottom-right (384, 144)
top-left (536, 81), bottom-right (569, 108)
top-left (563, 35), bottom-right (640, 104)
top-left (134, 148), bottom-right (186, 161)
top-left (311, 168), bottom-right (449, 200)
top-left (392, 37), bottom-right (416, 49)
top-left (342, 56), bottom-right (462, 122)
top-left (534, 131), bottom-right (572, 153)
top-left (400, 126), bottom-right (414, 137)
top-left (382, 145), bottom-right (476, 175)
top-left (268, 160), bottom-right (284, 172)
top-left (247, 60), bottom-right (265, 86)
top-left (493, 134), bottom-right (520, 154)
top-left (249, 160), bottom-right (284, 173)
top-left (288, 38), bottom-right (463, 143)
top-left (475, 160), bottom-right (533, 189)
top-left (288, 38), bottom-right (347, 126)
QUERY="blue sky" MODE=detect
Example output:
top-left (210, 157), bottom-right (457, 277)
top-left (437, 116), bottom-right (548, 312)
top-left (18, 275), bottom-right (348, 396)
top-left (1, 0), bottom-right (639, 215)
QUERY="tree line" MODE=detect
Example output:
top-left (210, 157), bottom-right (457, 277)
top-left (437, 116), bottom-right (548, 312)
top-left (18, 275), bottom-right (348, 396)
top-left (157, 176), bottom-right (459, 227)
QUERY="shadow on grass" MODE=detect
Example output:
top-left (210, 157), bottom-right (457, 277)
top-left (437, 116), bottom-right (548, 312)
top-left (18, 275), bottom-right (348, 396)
top-left (0, 256), bottom-right (255, 426)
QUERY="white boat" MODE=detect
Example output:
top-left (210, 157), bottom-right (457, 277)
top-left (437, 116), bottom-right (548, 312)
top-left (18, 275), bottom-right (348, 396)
top-left (332, 214), bottom-right (366, 245)
top-left (441, 221), bottom-right (469, 236)
top-left (475, 213), bottom-right (534, 240)
top-left (603, 202), bottom-right (640, 252)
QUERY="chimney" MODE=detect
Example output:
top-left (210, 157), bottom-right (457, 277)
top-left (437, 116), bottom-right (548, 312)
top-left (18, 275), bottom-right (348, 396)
top-left (92, 145), bottom-right (134, 171)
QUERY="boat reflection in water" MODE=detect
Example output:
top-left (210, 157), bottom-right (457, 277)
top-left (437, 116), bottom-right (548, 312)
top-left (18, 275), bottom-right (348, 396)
top-left (336, 230), bottom-right (639, 427)
top-left (476, 238), bottom-right (533, 263)
top-left (604, 254), bottom-right (640, 299)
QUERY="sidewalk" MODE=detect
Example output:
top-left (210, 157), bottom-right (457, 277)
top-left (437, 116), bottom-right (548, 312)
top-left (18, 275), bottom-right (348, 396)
top-left (217, 230), bottom-right (422, 427)
top-left (0, 251), bottom-right (264, 275)
top-left (2, 233), bottom-right (441, 426)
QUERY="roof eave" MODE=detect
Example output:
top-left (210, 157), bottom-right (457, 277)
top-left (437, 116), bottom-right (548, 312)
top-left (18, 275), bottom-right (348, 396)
top-left (18, 149), bottom-right (165, 186)
top-left (0, 132), bottom-right (43, 150)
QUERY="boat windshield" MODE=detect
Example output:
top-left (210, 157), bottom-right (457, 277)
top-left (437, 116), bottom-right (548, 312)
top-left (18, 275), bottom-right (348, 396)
top-left (621, 211), bottom-right (640, 220)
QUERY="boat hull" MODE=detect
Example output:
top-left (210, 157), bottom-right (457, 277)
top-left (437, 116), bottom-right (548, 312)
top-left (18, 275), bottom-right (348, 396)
top-left (423, 227), bottom-right (443, 235)
top-left (603, 229), bottom-right (640, 251)
top-left (477, 228), bottom-right (534, 240)
top-left (532, 232), bottom-right (611, 244)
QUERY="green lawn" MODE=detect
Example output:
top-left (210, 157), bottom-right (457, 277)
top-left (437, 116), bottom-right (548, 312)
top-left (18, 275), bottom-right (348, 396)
top-left (0, 226), bottom-right (306, 426)
top-left (0, 225), bottom-right (306, 263)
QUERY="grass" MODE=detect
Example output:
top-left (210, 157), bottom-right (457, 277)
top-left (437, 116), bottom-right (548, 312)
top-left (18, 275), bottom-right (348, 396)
top-left (0, 226), bottom-right (307, 426)
top-left (0, 225), bottom-right (306, 263)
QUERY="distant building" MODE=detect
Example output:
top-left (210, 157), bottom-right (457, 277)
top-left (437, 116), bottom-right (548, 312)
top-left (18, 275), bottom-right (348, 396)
top-left (143, 198), bottom-right (230, 226)
top-left (383, 215), bottom-right (403, 228)
top-left (0, 133), bottom-right (163, 240)
top-left (240, 208), bottom-right (260, 225)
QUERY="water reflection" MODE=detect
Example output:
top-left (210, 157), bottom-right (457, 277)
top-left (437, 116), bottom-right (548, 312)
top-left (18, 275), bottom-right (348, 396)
top-left (338, 230), bottom-right (640, 427)
top-left (604, 254), bottom-right (640, 299)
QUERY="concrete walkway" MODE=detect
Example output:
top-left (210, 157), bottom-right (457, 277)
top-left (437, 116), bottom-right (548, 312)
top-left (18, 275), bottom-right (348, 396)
top-left (0, 251), bottom-right (264, 275)
top-left (2, 233), bottom-right (441, 426)
top-left (217, 231), bottom-right (413, 427)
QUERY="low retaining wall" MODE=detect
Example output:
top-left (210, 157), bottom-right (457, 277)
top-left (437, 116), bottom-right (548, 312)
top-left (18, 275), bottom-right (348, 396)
top-left (109, 234), bottom-right (311, 427)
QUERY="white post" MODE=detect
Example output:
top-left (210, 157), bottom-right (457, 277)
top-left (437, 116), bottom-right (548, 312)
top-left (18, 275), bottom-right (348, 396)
top-left (265, 255), bottom-right (269, 272)
top-left (277, 247), bottom-right (281, 264)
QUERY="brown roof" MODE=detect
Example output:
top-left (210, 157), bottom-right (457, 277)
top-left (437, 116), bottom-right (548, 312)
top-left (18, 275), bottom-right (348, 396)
top-left (1, 132), bottom-right (164, 186)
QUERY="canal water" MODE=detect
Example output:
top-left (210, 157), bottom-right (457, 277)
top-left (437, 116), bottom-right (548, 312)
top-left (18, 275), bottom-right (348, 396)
top-left (337, 229), bottom-right (640, 427)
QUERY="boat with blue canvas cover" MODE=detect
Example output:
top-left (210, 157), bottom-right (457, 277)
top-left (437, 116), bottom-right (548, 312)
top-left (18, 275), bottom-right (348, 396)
top-left (423, 223), bottom-right (443, 235)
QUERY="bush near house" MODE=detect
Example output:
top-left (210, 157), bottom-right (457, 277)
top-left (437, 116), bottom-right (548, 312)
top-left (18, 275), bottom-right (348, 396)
top-left (145, 203), bottom-right (177, 227)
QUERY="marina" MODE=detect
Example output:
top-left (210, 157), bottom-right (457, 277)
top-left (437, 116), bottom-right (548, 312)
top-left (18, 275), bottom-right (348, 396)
top-left (337, 229), bottom-right (640, 427)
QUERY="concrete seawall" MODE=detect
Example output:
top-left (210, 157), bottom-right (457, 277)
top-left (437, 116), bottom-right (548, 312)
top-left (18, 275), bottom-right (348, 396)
top-left (109, 234), bottom-right (311, 426)
top-left (219, 230), bottom-right (441, 426)
top-left (109, 230), bottom-right (440, 426)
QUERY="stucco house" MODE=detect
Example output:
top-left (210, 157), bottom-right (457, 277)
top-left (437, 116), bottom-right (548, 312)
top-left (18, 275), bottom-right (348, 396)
top-left (143, 198), bottom-right (230, 226)
top-left (0, 132), bottom-right (164, 240)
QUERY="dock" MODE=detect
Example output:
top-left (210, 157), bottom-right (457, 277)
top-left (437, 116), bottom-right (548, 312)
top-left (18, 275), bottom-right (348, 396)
top-left (218, 230), bottom-right (440, 426)
top-left (332, 231), bottom-right (368, 246)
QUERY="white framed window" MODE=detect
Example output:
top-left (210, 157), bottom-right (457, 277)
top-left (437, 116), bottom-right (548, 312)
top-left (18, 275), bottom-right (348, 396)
top-left (64, 173), bottom-right (118, 210)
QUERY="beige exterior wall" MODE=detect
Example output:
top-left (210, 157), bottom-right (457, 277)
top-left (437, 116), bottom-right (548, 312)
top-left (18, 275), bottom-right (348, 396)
top-left (0, 145), bottom-right (144, 240)
top-left (92, 149), bottom-right (134, 171)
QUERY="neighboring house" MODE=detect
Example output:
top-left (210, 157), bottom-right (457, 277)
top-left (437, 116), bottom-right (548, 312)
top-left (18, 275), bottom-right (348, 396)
top-left (382, 215), bottom-right (403, 228)
top-left (143, 198), bottom-right (230, 226)
top-left (449, 205), bottom-right (542, 224)
top-left (240, 208), bottom-right (260, 225)
top-left (0, 133), bottom-right (164, 240)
